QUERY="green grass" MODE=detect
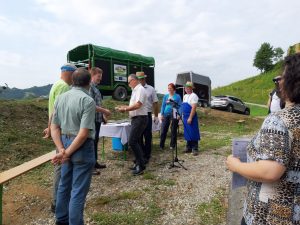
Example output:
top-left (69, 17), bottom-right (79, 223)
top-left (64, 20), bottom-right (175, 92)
top-left (248, 104), bottom-right (268, 117)
top-left (197, 189), bottom-right (227, 225)
top-left (212, 61), bottom-right (284, 105)
top-left (92, 201), bottom-right (162, 225)
top-left (94, 191), bottom-right (142, 206)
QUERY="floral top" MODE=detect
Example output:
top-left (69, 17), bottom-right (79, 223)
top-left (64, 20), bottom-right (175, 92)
top-left (244, 104), bottom-right (300, 225)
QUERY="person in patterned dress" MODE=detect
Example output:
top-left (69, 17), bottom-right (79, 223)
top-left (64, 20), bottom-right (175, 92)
top-left (226, 53), bottom-right (300, 225)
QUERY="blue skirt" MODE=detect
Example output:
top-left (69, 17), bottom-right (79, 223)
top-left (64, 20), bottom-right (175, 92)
top-left (182, 102), bottom-right (200, 141)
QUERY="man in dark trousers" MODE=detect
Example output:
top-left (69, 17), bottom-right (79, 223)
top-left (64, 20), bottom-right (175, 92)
top-left (136, 71), bottom-right (159, 164)
top-left (116, 74), bottom-right (148, 175)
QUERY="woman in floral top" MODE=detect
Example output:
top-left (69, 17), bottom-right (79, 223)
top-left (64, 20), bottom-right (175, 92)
top-left (227, 53), bottom-right (300, 225)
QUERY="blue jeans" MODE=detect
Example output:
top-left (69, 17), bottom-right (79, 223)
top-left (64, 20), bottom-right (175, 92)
top-left (55, 135), bottom-right (95, 225)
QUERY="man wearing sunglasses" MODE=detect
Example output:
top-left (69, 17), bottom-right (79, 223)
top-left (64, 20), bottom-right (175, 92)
top-left (267, 75), bottom-right (285, 113)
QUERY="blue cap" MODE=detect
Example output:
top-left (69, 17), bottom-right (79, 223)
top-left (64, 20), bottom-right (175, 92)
top-left (61, 63), bottom-right (77, 72)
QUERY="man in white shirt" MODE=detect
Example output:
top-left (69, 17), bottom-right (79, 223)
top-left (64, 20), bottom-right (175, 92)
top-left (116, 74), bottom-right (148, 175)
top-left (136, 71), bottom-right (159, 164)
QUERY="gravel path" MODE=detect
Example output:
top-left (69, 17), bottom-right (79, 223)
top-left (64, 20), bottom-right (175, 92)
top-left (23, 146), bottom-right (231, 225)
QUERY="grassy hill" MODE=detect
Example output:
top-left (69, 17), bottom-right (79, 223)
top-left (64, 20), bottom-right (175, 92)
top-left (212, 62), bottom-right (284, 105)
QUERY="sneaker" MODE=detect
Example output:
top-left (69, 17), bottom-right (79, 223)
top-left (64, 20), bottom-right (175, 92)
top-left (169, 147), bottom-right (174, 150)
top-left (95, 162), bottom-right (107, 169)
top-left (192, 150), bottom-right (199, 156)
top-left (183, 148), bottom-right (192, 153)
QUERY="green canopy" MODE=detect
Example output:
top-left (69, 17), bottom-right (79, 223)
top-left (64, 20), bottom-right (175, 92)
top-left (67, 44), bottom-right (155, 66)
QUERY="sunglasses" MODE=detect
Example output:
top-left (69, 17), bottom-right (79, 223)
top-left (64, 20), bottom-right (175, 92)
top-left (273, 78), bottom-right (282, 83)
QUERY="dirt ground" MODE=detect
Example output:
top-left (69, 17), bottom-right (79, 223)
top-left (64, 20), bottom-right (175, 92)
top-left (1, 106), bottom-right (260, 225)
top-left (2, 144), bottom-right (231, 225)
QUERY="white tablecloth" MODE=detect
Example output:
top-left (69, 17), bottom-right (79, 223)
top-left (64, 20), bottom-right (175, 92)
top-left (99, 119), bottom-right (161, 145)
top-left (99, 122), bottom-right (131, 145)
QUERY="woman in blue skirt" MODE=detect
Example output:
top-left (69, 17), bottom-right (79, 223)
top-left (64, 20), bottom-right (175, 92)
top-left (182, 81), bottom-right (200, 156)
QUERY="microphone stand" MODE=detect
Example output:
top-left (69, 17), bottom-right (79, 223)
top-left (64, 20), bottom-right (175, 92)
top-left (168, 101), bottom-right (187, 170)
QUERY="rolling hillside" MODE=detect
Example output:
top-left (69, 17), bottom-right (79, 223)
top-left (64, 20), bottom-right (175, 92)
top-left (212, 62), bottom-right (284, 105)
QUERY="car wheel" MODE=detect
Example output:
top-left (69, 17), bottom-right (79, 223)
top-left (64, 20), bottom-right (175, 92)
top-left (227, 105), bottom-right (233, 112)
top-left (244, 109), bottom-right (250, 115)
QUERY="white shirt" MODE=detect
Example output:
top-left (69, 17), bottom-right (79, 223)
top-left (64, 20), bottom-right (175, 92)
top-left (129, 83), bottom-right (148, 117)
top-left (270, 92), bottom-right (281, 113)
top-left (143, 84), bottom-right (158, 113)
top-left (183, 92), bottom-right (198, 106)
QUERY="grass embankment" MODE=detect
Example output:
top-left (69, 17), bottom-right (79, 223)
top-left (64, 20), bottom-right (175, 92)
top-left (212, 62), bottom-right (284, 105)
top-left (1, 99), bottom-right (264, 224)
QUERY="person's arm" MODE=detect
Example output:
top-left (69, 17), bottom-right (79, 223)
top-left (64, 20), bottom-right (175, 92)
top-left (226, 155), bottom-right (286, 183)
top-left (160, 95), bottom-right (167, 120)
top-left (119, 101), bottom-right (143, 112)
top-left (152, 89), bottom-right (159, 118)
top-left (51, 123), bottom-right (66, 164)
top-left (64, 128), bottom-right (89, 158)
top-left (96, 106), bottom-right (111, 116)
top-left (153, 102), bottom-right (159, 117)
top-left (187, 104), bottom-right (197, 124)
top-left (43, 113), bottom-right (53, 138)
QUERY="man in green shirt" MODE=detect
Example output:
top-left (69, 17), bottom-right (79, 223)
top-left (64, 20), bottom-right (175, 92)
top-left (43, 63), bottom-right (77, 213)
top-left (51, 68), bottom-right (96, 225)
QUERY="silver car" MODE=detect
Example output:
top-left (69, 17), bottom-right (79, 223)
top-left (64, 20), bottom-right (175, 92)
top-left (211, 95), bottom-right (250, 115)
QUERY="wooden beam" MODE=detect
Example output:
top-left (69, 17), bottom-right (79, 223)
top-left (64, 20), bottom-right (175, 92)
top-left (0, 150), bottom-right (56, 184)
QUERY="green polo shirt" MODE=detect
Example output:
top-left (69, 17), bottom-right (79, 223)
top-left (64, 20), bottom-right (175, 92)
top-left (48, 79), bottom-right (70, 117)
top-left (52, 87), bottom-right (96, 139)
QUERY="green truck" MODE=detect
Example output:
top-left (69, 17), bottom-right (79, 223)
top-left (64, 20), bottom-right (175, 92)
top-left (67, 44), bottom-right (155, 101)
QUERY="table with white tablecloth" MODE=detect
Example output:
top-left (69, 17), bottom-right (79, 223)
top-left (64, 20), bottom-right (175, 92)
top-left (98, 119), bottom-right (161, 159)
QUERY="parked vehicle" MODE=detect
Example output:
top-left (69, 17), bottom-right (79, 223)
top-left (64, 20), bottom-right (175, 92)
top-left (67, 44), bottom-right (155, 101)
top-left (175, 71), bottom-right (211, 107)
top-left (211, 95), bottom-right (250, 115)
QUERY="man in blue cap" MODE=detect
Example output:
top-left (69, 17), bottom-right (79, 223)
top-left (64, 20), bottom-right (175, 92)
top-left (43, 62), bottom-right (77, 212)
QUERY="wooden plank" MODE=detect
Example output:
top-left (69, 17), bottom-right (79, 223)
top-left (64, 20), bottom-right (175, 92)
top-left (0, 150), bottom-right (56, 184)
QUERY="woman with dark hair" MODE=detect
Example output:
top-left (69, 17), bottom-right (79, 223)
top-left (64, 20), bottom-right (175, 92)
top-left (226, 53), bottom-right (300, 225)
top-left (159, 83), bottom-right (182, 150)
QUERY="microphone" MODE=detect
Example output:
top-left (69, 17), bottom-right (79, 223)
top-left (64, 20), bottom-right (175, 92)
top-left (168, 98), bottom-right (179, 107)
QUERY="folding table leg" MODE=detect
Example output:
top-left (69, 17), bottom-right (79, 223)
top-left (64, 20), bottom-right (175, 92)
top-left (101, 137), bottom-right (105, 160)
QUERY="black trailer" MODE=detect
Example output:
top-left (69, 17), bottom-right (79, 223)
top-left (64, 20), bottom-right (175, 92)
top-left (175, 71), bottom-right (211, 107)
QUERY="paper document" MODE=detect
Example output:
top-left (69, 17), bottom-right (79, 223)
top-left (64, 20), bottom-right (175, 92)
top-left (232, 138), bottom-right (250, 190)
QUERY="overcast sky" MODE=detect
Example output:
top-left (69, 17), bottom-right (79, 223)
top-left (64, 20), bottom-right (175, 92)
top-left (1, 0), bottom-right (300, 93)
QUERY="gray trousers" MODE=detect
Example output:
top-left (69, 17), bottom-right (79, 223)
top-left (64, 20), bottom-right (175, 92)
top-left (52, 150), bottom-right (61, 205)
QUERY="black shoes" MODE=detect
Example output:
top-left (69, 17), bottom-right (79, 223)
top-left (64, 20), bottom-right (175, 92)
top-left (95, 162), bottom-right (107, 169)
top-left (183, 148), bottom-right (192, 153)
top-left (192, 150), bottom-right (199, 156)
top-left (132, 165), bottom-right (145, 176)
top-left (56, 222), bottom-right (69, 225)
